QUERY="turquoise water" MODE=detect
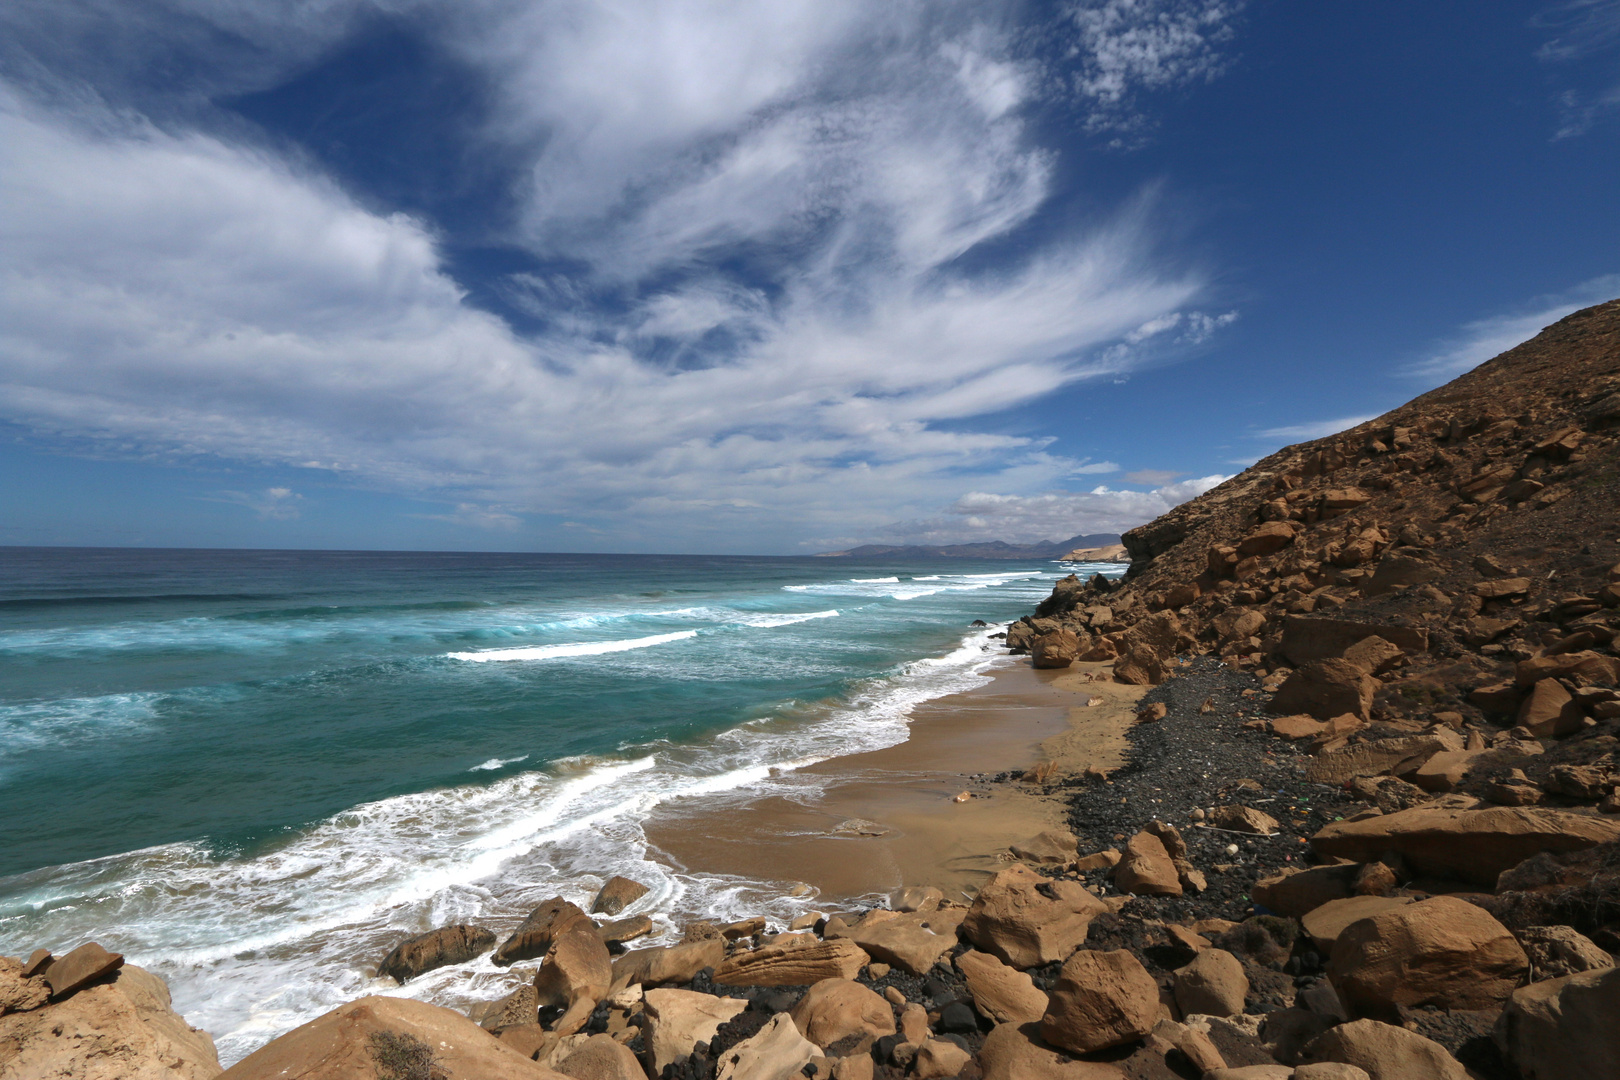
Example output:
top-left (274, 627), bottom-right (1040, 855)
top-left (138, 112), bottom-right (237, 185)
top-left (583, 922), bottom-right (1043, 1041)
top-left (0, 547), bottom-right (1119, 1061)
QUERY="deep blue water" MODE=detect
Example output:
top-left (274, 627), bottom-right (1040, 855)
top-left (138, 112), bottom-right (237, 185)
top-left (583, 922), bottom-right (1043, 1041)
top-left (0, 546), bottom-right (1118, 1062)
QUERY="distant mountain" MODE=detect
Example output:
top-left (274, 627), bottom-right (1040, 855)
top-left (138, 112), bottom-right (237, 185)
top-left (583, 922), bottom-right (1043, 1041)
top-left (815, 533), bottom-right (1122, 560)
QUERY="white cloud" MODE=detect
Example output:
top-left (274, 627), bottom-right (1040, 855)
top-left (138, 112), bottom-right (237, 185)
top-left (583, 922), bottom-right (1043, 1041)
top-left (214, 487), bottom-right (303, 520)
top-left (859, 475), bottom-right (1229, 545)
top-left (1405, 273), bottom-right (1620, 382)
top-left (1535, 0), bottom-right (1620, 137)
top-left (1253, 415), bottom-right (1377, 443)
top-left (0, 1), bottom-right (1246, 550)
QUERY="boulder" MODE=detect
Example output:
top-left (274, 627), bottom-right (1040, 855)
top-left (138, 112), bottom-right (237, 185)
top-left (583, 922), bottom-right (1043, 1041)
top-left (1237, 521), bottom-right (1297, 557)
top-left (1301, 896), bottom-right (1414, 953)
top-left (1010, 829), bottom-right (1080, 865)
top-left (218, 995), bottom-right (567, 1080)
top-left (553, 1033), bottom-right (642, 1080)
top-left (1363, 556), bottom-right (1443, 596)
top-left (1306, 734), bottom-right (1459, 785)
top-left (1340, 636), bottom-right (1404, 676)
top-left (1113, 611), bottom-right (1184, 685)
top-left (1302, 1018), bottom-right (1468, 1080)
top-left (610, 937), bottom-right (727, 991)
top-left (1270, 714), bottom-right (1328, 740)
top-left (0, 965), bottom-right (220, 1080)
top-left (1516, 925), bottom-right (1614, 980)
top-left (1150, 1018), bottom-right (1225, 1073)
top-left (533, 928), bottom-right (613, 1037)
top-left (714, 1012), bottom-right (818, 1080)
top-left (1517, 678), bottom-right (1585, 737)
top-left (642, 988), bottom-right (748, 1076)
top-left (1310, 804), bottom-right (1620, 886)
top-left (496, 898), bottom-right (597, 966)
top-left (1210, 805), bottom-right (1280, 835)
top-left (1173, 948), bottom-right (1248, 1017)
top-left (1253, 864), bottom-right (1356, 918)
top-left (1327, 895), bottom-right (1528, 1020)
top-left (891, 885), bottom-right (944, 912)
top-left (1495, 965), bottom-right (1620, 1080)
top-left (960, 863), bottom-right (1108, 969)
top-left (788, 979), bottom-right (894, 1049)
top-left (1040, 949), bottom-right (1158, 1054)
top-left (1269, 659), bottom-right (1379, 721)
top-left (595, 915), bottom-right (653, 948)
top-left (955, 950), bottom-right (1049, 1025)
top-left (1279, 618), bottom-right (1426, 667)
top-left (713, 939), bottom-right (868, 987)
top-left (826, 908), bottom-right (964, 975)
top-left (1515, 650), bottom-right (1620, 688)
top-left (378, 924), bottom-right (496, 983)
top-left (589, 876), bottom-right (649, 917)
top-left (913, 1039), bottom-right (972, 1079)
top-left (1409, 749), bottom-right (1487, 793)
top-left (41, 942), bottom-right (125, 1000)
top-left (1032, 629), bottom-right (1082, 668)
top-left (975, 1021), bottom-right (1130, 1079)
top-left (1112, 831), bottom-right (1183, 897)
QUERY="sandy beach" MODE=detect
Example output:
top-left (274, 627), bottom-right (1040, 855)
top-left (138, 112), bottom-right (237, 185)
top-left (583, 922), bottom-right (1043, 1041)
top-left (642, 657), bottom-right (1145, 903)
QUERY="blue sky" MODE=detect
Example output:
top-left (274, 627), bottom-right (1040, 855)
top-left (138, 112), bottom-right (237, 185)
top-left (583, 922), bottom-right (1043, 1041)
top-left (1, 1), bottom-right (1617, 554)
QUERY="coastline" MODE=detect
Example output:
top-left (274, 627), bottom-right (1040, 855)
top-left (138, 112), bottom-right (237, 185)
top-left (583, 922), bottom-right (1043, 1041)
top-left (641, 655), bottom-right (1145, 904)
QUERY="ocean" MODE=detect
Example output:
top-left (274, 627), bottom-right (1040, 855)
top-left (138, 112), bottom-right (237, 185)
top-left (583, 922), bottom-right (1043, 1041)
top-left (0, 546), bottom-right (1123, 1062)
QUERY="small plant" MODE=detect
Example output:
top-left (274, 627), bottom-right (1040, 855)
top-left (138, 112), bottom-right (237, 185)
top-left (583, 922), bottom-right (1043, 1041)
top-left (367, 1030), bottom-right (443, 1080)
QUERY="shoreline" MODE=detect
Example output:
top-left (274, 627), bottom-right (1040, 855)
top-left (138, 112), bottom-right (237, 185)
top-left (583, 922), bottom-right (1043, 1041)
top-left (641, 654), bottom-right (1145, 904)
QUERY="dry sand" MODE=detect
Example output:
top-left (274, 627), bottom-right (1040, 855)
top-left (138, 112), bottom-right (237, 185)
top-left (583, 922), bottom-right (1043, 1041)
top-left (642, 659), bottom-right (1144, 904)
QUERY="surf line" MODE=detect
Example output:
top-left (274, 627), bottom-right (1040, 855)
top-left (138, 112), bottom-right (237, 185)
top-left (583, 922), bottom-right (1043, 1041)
top-left (447, 629), bottom-right (698, 662)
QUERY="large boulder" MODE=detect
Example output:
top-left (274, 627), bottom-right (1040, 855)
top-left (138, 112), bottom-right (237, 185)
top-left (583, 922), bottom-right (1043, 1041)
top-left (378, 924), bottom-right (496, 983)
top-left (714, 1012), bottom-right (818, 1080)
top-left (960, 863), bottom-right (1108, 969)
top-left (589, 876), bottom-right (649, 917)
top-left (1269, 659), bottom-right (1379, 721)
top-left (218, 995), bottom-right (568, 1079)
top-left (1253, 864), bottom-right (1356, 918)
top-left (496, 898), bottom-right (597, 966)
top-left (1173, 948), bottom-right (1248, 1017)
top-left (39, 942), bottom-right (126, 1000)
top-left (533, 929), bottom-right (613, 1037)
top-left (1305, 734), bottom-right (1460, 785)
top-left (1327, 896), bottom-right (1528, 1020)
top-left (1112, 831), bottom-right (1182, 897)
top-left (609, 937), bottom-right (727, 991)
top-left (1495, 965), bottom-right (1620, 1080)
top-left (1112, 611), bottom-right (1184, 686)
top-left (975, 1021), bottom-right (1129, 1079)
top-left (641, 988), bottom-right (748, 1076)
top-left (955, 950), bottom-right (1049, 1025)
top-left (1302, 1018), bottom-right (1468, 1080)
top-left (788, 979), bottom-right (895, 1049)
top-left (1040, 949), bottom-right (1158, 1055)
top-left (825, 908), bottom-right (965, 975)
top-left (0, 965), bottom-right (220, 1080)
top-left (1279, 617), bottom-right (1426, 667)
top-left (712, 938), bottom-right (868, 987)
top-left (1517, 678), bottom-right (1585, 737)
top-left (1301, 896), bottom-right (1413, 953)
top-left (1310, 804), bottom-right (1620, 886)
top-left (1032, 629), bottom-right (1082, 669)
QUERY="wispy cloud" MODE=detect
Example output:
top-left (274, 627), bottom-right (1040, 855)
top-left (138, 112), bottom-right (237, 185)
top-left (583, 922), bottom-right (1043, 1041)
top-left (1253, 415), bottom-right (1377, 443)
top-left (215, 487), bottom-right (303, 520)
top-left (1405, 274), bottom-right (1620, 382)
top-left (1535, 0), bottom-right (1620, 137)
top-left (0, 2), bottom-right (1247, 549)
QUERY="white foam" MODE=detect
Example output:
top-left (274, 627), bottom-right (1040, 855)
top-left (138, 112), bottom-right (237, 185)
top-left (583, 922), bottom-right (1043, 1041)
top-left (446, 630), bottom-right (698, 662)
top-left (732, 610), bottom-right (839, 628)
top-left (468, 755), bottom-right (528, 772)
top-left (850, 576), bottom-right (899, 583)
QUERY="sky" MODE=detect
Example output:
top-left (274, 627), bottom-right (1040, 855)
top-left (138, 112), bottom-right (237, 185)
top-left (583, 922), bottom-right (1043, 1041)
top-left (1, 1), bottom-right (1618, 555)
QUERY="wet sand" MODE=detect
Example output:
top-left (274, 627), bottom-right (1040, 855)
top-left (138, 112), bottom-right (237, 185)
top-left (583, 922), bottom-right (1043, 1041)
top-left (642, 658), bottom-right (1145, 905)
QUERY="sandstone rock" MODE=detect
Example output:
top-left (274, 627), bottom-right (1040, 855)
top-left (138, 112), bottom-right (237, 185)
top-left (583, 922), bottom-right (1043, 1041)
top-left (1269, 659), bottom-right (1379, 721)
top-left (497, 898), bottom-right (597, 966)
top-left (1340, 636), bottom-right (1404, 676)
top-left (534, 928), bottom-right (613, 1037)
top-left (1310, 804), bottom-right (1620, 886)
top-left (1303, 1018), bottom-right (1468, 1080)
top-left (1173, 948), bottom-right (1248, 1017)
top-left (1112, 831), bottom-right (1183, 897)
top-left (1495, 965), bottom-right (1620, 1080)
top-left (1203, 1068), bottom-right (1292, 1080)
top-left (1327, 895), bottom-right (1528, 1020)
top-left (1364, 556), bottom-right (1444, 596)
top-left (595, 915), bottom-right (653, 948)
top-left (961, 862), bottom-right (1108, 969)
top-left (722, 917), bottom-right (767, 941)
top-left (714, 1012), bottom-right (818, 1080)
top-left (610, 937), bottom-right (727, 991)
top-left (975, 1021), bottom-right (1129, 1078)
top-left (825, 908), bottom-right (963, 975)
top-left (553, 1033), bottom-right (642, 1080)
top-left (218, 995), bottom-right (566, 1080)
top-left (1114, 642), bottom-right (1168, 686)
top-left (1210, 805), bottom-right (1280, 835)
top-left (41, 942), bottom-right (125, 1000)
top-left (713, 939), bottom-right (868, 987)
top-left (1074, 849), bottom-right (1121, 871)
top-left (1009, 829), bottom-right (1079, 865)
top-left (378, 924), bottom-right (496, 983)
top-left (1301, 896), bottom-right (1414, 953)
top-left (1040, 949), bottom-right (1158, 1054)
top-left (911, 1038), bottom-right (971, 1079)
top-left (1305, 734), bottom-right (1456, 785)
top-left (1253, 864), bottom-right (1355, 918)
top-left (1270, 714), bottom-right (1328, 739)
top-left (1518, 677), bottom-right (1584, 737)
top-left (1409, 749), bottom-right (1488, 793)
top-left (0, 965), bottom-right (220, 1080)
top-left (1237, 521), bottom-right (1297, 557)
top-left (1279, 618), bottom-right (1427, 667)
top-left (0, 957), bottom-right (49, 1015)
top-left (589, 876), bottom-right (649, 917)
top-left (21, 951), bottom-right (50, 979)
top-left (891, 885), bottom-right (944, 912)
top-left (1517, 925), bottom-right (1614, 980)
top-left (1515, 649), bottom-right (1620, 688)
top-left (955, 950), bottom-right (1049, 1025)
top-left (1214, 608), bottom-right (1267, 643)
top-left (1032, 629), bottom-right (1082, 668)
top-left (493, 1022), bottom-right (554, 1060)
top-left (788, 979), bottom-right (895, 1049)
top-left (478, 984), bottom-right (540, 1032)
top-left (642, 988), bottom-right (749, 1076)
top-left (1473, 576), bottom-right (1533, 601)
top-left (1135, 702), bottom-right (1167, 723)
top-left (1150, 1018), bottom-right (1225, 1073)
top-left (1352, 861), bottom-right (1397, 895)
